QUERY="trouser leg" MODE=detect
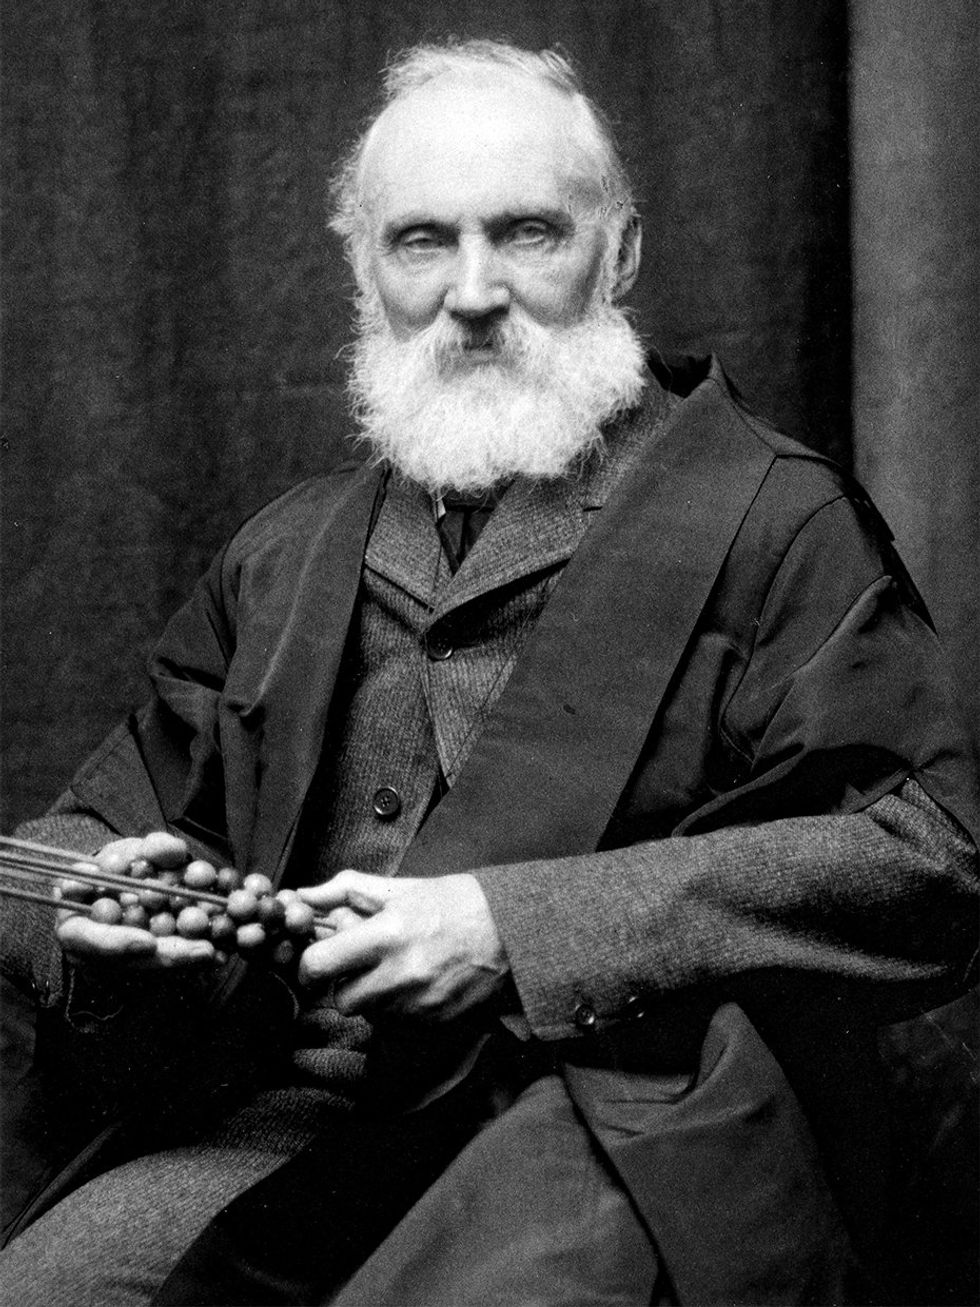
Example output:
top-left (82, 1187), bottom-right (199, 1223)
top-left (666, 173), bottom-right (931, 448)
top-left (0, 1143), bottom-right (295, 1307)
top-left (151, 1080), bottom-right (492, 1306)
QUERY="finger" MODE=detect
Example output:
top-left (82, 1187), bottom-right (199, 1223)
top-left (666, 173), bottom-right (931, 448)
top-left (298, 870), bottom-right (392, 916)
top-left (57, 915), bottom-right (215, 970)
top-left (56, 915), bottom-right (157, 962)
top-left (91, 832), bottom-right (190, 877)
top-left (147, 934), bottom-right (215, 968)
top-left (297, 918), bottom-right (387, 987)
top-left (331, 969), bottom-right (392, 1017)
top-left (324, 906), bottom-right (364, 932)
top-left (90, 840), bottom-right (146, 876)
top-left (329, 958), bottom-right (436, 1020)
top-left (138, 832), bottom-right (190, 868)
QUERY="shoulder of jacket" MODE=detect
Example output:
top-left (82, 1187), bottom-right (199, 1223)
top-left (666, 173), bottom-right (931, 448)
top-left (690, 389), bottom-right (859, 544)
top-left (221, 460), bottom-right (374, 563)
top-left (724, 408), bottom-right (920, 622)
top-left (693, 373), bottom-right (897, 556)
top-left (659, 353), bottom-right (853, 511)
top-left (742, 413), bottom-right (849, 504)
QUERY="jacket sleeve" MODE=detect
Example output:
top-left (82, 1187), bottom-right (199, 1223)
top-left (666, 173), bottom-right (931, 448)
top-left (474, 494), bottom-right (980, 1043)
top-left (1, 801), bottom-right (121, 1009)
top-left (476, 780), bottom-right (977, 1041)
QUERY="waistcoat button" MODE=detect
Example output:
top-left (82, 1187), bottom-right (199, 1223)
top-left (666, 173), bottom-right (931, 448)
top-left (372, 786), bottom-right (402, 820)
top-left (425, 629), bottom-right (454, 660)
top-left (573, 1001), bottom-right (597, 1031)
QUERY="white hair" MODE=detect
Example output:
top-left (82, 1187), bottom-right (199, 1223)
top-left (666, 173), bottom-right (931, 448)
top-left (328, 39), bottom-right (636, 281)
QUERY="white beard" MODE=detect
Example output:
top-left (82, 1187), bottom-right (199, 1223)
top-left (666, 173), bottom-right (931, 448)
top-left (346, 293), bottom-right (648, 496)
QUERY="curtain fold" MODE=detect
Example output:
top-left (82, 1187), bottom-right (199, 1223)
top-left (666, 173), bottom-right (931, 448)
top-left (850, 0), bottom-right (980, 734)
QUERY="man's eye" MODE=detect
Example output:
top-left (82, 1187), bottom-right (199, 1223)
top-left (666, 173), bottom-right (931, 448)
top-left (507, 221), bottom-right (553, 247)
top-left (396, 230), bottom-right (445, 256)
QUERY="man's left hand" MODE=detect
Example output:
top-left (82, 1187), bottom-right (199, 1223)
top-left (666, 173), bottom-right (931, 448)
top-left (296, 871), bottom-right (509, 1022)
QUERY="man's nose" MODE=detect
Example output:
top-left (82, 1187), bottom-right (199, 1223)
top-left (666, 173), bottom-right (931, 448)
top-left (443, 239), bottom-right (510, 318)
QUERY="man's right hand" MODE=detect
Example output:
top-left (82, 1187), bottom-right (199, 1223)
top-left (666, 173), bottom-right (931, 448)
top-left (56, 832), bottom-right (216, 971)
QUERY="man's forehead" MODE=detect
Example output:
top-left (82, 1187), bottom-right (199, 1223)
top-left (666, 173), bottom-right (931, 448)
top-left (359, 71), bottom-right (603, 222)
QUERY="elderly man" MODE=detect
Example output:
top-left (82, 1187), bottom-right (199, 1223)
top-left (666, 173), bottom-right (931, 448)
top-left (1, 38), bottom-right (977, 1307)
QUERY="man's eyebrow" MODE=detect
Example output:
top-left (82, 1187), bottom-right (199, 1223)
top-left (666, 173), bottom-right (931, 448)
top-left (381, 215), bottom-right (455, 241)
top-left (490, 207), bottom-right (574, 229)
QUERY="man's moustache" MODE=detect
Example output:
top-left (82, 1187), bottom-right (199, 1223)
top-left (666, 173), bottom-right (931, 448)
top-left (432, 321), bottom-right (530, 370)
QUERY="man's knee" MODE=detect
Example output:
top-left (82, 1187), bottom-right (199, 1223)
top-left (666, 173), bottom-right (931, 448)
top-left (0, 1144), bottom-right (290, 1307)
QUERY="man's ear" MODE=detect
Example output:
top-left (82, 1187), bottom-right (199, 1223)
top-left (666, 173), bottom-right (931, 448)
top-left (611, 215), bottom-right (642, 301)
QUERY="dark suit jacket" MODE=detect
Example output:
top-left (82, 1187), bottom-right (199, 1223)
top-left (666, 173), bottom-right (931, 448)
top-left (4, 357), bottom-right (978, 1300)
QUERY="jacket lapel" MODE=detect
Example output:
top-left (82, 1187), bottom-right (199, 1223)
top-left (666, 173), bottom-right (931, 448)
top-left (399, 361), bottom-right (775, 876)
top-left (363, 474), bottom-right (441, 607)
top-left (220, 463), bottom-right (383, 879)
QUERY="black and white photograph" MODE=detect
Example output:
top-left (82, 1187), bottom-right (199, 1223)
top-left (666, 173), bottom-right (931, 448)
top-left (1, 3), bottom-right (977, 1303)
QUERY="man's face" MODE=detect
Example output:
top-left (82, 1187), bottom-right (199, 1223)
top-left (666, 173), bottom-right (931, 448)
top-left (359, 72), bottom-right (614, 354)
top-left (346, 70), bottom-right (646, 496)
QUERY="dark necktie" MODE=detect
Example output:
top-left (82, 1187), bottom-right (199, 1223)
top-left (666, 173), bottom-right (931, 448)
top-left (435, 488), bottom-right (501, 572)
